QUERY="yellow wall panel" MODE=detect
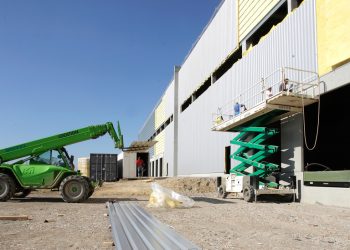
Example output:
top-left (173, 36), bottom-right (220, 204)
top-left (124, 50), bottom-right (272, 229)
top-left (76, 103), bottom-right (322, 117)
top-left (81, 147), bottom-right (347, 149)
top-left (154, 130), bottom-right (165, 156)
top-left (317, 0), bottom-right (350, 76)
top-left (155, 98), bottom-right (166, 129)
top-left (238, 0), bottom-right (279, 41)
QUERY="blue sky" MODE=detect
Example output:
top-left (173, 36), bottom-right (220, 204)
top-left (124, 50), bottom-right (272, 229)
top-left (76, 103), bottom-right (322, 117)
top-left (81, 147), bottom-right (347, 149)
top-left (0, 0), bottom-right (221, 162)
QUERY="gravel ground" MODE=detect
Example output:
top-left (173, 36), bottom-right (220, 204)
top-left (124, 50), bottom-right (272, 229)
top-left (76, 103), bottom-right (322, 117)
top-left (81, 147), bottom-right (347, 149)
top-left (1, 178), bottom-right (350, 250)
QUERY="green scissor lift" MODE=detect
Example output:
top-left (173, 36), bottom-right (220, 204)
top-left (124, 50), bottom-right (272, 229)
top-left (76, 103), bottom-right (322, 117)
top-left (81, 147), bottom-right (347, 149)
top-left (220, 113), bottom-right (296, 202)
top-left (230, 127), bottom-right (279, 187)
top-left (230, 126), bottom-right (280, 188)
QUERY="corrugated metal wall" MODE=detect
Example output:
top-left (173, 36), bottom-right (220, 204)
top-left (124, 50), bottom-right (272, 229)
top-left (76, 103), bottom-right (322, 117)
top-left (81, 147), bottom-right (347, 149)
top-left (138, 112), bottom-right (155, 142)
top-left (155, 99), bottom-right (165, 129)
top-left (164, 123), bottom-right (174, 176)
top-left (165, 80), bottom-right (174, 118)
top-left (178, 0), bottom-right (237, 105)
top-left (178, 72), bottom-right (235, 175)
top-left (177, 0), bottom-right (316, 175)
top-left (238, 0), bottom-right (280, 41)
top-left (138, 80), bottom-right (175, 171)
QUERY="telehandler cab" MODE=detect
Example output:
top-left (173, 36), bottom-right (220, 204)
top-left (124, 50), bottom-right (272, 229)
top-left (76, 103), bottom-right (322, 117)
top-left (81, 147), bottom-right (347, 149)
top-left (0, 122), bottom-right (123, 203)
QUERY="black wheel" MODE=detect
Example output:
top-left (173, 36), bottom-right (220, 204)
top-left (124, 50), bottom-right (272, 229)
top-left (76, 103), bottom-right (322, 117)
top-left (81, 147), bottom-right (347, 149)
top-left (13, 189), bottom-right (31, 198)
top-left (0, 173), bottom-right (15, 202)
top-left (83, 177), bottom-right (95, 199)
top-left (278, 194), bottom-right (295, 202)
top-left (59, 175), bottom-right (89, 203)
top-left (217, 186), bottom-right (227, 199)
top-left (243, 185), bottom-right (255, 202)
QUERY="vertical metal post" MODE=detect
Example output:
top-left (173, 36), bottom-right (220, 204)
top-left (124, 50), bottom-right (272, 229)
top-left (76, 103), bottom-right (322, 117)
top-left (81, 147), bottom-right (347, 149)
top-left (281, 67), bottom-right (285, 84)
top-left (261, 77), bottom-right (265, 101)
top-left (173, 65), bottom-right (180, 177)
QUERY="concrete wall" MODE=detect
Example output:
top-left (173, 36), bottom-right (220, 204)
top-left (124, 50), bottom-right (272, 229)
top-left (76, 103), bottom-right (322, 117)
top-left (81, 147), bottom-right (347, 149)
top-left (280, 114), bottom-right (303, 180)
top-left (301, 186), bottom-right (350, 208)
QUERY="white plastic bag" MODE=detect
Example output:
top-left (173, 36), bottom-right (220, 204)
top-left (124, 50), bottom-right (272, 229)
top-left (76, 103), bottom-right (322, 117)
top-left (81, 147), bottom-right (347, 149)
top-left (147, 182), bottom-right (195, 208)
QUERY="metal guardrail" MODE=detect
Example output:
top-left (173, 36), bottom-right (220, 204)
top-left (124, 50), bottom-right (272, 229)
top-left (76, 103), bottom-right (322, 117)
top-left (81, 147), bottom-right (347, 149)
top-left (107, 201), bottom-right (201, 250)
top-left (212, 67), bottom-right (320, 126)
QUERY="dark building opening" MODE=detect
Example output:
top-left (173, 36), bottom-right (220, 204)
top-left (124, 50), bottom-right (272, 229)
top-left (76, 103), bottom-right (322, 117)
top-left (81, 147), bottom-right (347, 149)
top-left (303, 83), bottom-right (350, 172)
top-left (137, 152), bottom-right (149, 177)
top-left (246, 3), bottom-right (288, 48)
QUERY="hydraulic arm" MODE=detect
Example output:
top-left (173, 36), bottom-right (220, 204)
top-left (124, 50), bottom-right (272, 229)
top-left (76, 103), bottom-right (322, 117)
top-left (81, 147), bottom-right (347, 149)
top-left (0, 121), bottom-right (123, 164)
top-left (230, 126), bottom-right (280, 187)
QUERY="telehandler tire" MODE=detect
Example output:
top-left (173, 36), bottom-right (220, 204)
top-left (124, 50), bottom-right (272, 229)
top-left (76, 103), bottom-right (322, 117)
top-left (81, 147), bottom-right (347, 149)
top-left (13, 189), bottom-right (32, 198)
top-left (82, 176), bottom-right (95, 199)
top-left (59, 175), bottom-right (89, 203)
top-left (243, 185), bottom-right (255, 202)
top-left (0, 173), bottom-right (15, 202)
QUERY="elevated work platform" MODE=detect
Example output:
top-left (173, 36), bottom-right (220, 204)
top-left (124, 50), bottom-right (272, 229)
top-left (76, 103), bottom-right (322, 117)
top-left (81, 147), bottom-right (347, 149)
top-left (212, 92), bottom-right (318, 132)
top-left (211, 67), bottom-right (321, 132)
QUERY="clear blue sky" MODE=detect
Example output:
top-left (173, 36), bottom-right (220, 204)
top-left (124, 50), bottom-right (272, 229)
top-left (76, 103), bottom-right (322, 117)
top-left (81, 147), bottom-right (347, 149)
top-left (0, 0), bottom-right (221, 163)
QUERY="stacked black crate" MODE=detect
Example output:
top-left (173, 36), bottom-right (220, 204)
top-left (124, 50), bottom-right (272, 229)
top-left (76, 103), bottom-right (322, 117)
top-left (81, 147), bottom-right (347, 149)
top-left (90, 154), bottom-right (102, 182)
top-left (89, 153), bottom-right (118, 182)
top-left (104, 154), bottom-right (118, 181)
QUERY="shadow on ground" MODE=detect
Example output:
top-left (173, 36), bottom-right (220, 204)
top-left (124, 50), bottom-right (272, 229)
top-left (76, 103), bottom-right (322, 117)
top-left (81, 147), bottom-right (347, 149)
top-left (192, 196), bottom-right (235, 204)
top-left (9, 196), bottom-right (148, 204)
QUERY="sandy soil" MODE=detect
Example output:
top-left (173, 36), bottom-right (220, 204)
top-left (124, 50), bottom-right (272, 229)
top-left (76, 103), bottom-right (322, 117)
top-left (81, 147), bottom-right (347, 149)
top-left (0, 177), bottom-right (349, 250)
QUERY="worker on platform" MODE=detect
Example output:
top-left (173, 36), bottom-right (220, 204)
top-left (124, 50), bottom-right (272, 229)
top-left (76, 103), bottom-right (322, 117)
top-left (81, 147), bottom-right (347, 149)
top-left (234, 102), bottom-right (240, 116)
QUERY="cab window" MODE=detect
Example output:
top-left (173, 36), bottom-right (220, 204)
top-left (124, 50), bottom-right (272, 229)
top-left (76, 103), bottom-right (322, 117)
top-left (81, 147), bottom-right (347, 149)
top-left (31, 150), bottom-right (66, 166)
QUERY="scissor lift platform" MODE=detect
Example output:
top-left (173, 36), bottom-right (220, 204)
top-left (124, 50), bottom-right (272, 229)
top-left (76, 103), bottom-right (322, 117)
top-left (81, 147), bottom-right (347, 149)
top-left (212, 91), bottom-right (319, 132)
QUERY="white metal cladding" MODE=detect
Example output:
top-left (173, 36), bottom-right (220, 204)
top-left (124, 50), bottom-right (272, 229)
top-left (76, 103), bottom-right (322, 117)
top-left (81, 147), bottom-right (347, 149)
top-left (164, 123), bottom-right (174, 176)
top-left (214, 0), bottom-right (317, 116)
top-left (177, 0), bottom-right (316, 175)
top-left (138, 112), bottom-right (155, 141)
top-left (164, 80), bottom-right (174, 118)
top-left (238, 0), bottom-right (280, 41)
top-left (139, 80), bottom-right (174, 142)
top-left (178, 0), bottom-right (237, 104)
top-left (178, 72), bottom-right (236, 175)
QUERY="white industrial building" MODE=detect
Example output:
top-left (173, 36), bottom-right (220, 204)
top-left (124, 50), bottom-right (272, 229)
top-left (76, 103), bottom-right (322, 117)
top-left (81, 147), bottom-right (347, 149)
top-left (136, 0), bottom-right (350, 207)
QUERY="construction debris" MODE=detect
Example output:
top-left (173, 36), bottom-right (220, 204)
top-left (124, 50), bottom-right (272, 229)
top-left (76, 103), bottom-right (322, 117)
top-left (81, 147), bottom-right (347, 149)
top-left (0, 215), bottom-right (30, 221)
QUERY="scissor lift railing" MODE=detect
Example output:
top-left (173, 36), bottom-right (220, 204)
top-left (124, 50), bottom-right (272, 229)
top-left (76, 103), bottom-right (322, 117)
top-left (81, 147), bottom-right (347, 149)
top-left (212, 67), bottom-right (321, 131)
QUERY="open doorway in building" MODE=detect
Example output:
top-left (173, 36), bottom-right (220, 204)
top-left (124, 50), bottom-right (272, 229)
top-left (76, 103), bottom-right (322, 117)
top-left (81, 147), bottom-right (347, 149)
top-left (159, 158), bottom-right (163, 177)
top-left (136, 152), bottom-right (149, 177)
top-left (303, 83), bottom-right (350, 187)
top-left (151, 161), bottom-right (154, 177)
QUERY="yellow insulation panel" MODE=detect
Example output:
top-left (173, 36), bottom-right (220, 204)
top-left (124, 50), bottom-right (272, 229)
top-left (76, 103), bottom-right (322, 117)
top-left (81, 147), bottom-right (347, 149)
top-left (155, 98), bottom-right (166, 129)
top-left (238, 0), bottom-right (279, 41)
top-left (316, 0), bottom-right (350, 76)
top-left (154, 130), bottom-right (165, 156)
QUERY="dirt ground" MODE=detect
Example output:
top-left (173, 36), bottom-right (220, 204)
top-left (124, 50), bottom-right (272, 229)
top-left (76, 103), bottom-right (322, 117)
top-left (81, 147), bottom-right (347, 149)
top-left (1, 177), bottom-right (350, 250)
